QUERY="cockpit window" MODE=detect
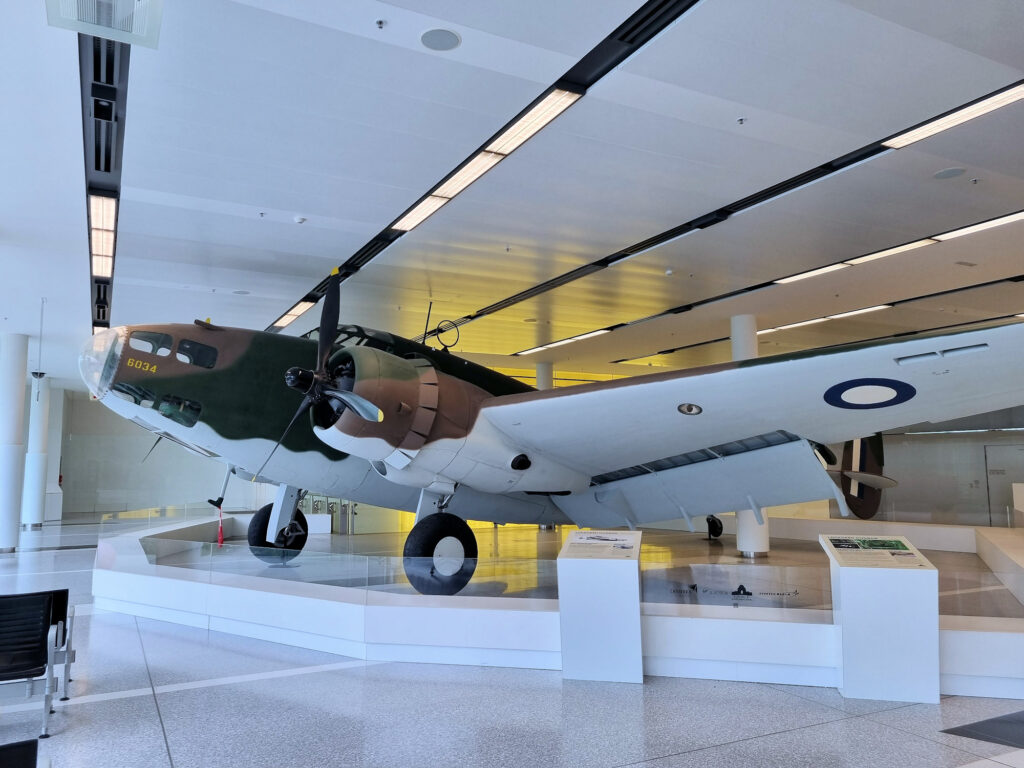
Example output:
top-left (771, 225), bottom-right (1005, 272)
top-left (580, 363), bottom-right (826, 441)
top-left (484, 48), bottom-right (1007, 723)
top-left (303, 325), bottom-right (396, 354)
top-left (128, 331), bottom-right (172, 357)
top-left (157, 395), bottom-right (202, 428)
top-left (175, 339), bottom-right (217, 369)
top-left (111, 382), bottom-right (156, 408)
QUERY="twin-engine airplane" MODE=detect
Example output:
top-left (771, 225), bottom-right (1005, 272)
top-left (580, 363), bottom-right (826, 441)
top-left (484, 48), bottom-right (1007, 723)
top-left (79, 270), bottom-right (1024, 594)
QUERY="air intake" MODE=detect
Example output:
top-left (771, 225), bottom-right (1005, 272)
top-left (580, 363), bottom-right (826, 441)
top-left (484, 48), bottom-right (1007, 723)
top-left (46, 0), bottom-right (163, 49)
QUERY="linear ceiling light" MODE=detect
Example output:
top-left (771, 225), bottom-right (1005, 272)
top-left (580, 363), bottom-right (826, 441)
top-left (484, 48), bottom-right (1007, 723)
top-left (934, 210), bottom-right (1024, 241)
top-left (844, 239), bottom-right (937, 265)
top-left (515, 328), bottom-right (609, 355)
top-left (883, 84), bottom-right (1024, 149)
top-left (828, 304), bottom-right (892, 320)
top-left (434, 151), bottom-right (504, 198)
top-left (273, 300), bottom-right (316, 328)
top-left (393, 195), bottom-right (449, 232)
top-left (87, 193), bottom-right (118, 280)
top-left (486, 88), bottom-right (582, 155)
top-left (774, 317), bottom-right (829, 331)
top-left (774, 263), bottom-right (849, 284)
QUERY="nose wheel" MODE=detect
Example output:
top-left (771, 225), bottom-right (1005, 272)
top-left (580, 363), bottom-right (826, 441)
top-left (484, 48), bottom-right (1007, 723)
top-left (402, 512), bottom-right (478, 595)
top-left (247, 503), bottom-right (308, 563)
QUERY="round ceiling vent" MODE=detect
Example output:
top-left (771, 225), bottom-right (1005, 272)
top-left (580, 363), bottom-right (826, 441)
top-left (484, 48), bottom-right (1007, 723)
top-left (421, 28), bottom-right (461, 51)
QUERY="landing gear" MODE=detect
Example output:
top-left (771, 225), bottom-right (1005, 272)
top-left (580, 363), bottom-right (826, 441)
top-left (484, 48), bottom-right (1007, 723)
top-left (247, 503), bottom-right (308, 563)
top-left (402, 512), bottom-right (478, 596)
top-left (706, 514), bottom-right (723, 539)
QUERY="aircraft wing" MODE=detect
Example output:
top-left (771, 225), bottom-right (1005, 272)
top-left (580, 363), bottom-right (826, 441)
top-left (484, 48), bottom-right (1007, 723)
top-left (481, 322), bottom-right (1024, 485)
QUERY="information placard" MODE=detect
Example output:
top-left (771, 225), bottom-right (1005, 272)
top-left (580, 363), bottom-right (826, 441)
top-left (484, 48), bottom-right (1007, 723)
top-left (822, 534), bottom-right (932, 569)
top-left (560, 530), bottom-right (642, 560)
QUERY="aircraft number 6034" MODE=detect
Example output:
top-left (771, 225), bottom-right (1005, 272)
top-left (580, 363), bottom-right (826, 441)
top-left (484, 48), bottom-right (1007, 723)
top-left (126, 358), bottom-right (158, 373)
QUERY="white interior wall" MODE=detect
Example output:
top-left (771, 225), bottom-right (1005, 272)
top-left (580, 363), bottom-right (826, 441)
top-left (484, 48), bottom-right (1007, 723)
top-left (61, 391), bottom-right (270, 517)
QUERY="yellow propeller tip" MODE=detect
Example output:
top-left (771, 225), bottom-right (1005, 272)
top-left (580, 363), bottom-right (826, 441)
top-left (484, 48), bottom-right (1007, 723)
top-left (331, 266), bottom-right (340, 276)
top-left (376, 410), bottom-right (384, 423)
top-left (205, 317), bottom-right (212, 323)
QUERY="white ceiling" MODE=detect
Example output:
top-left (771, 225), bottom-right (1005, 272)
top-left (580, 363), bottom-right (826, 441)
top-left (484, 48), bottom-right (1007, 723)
top-left (5, 0), bottom-right (1024, 390)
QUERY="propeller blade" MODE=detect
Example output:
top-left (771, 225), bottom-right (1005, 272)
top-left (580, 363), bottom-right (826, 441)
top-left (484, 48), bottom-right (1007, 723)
top-left (844, 470), bottom-right (898, 490)
top-left (317, 268), bottom-right (341, 371)
top-left (253, 395), bottom-right (313, 479)
top-left (323, 388), bottom-right (384, 423)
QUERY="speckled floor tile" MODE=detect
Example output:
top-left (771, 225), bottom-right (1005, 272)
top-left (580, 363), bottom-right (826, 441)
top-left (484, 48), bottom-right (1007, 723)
top-left (768, 682), bottom-right (918, 715)
top-left (633, 715), bottom-right (994, 768)
top-left (863, 696), bottom-right (1024, 759)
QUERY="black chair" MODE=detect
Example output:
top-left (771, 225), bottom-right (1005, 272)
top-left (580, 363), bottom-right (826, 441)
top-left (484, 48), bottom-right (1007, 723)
top-left (0, 738), bottom-right (38, 768)
top-left (0, 592), bottom-right (58, 737)
top-left (16, 589), bottom-right (75, 701)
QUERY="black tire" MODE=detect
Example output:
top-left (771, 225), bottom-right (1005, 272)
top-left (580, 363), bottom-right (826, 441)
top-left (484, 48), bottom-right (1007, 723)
top-left (402, 512), bottom-right (478, 595)
top-left (706, 514), bottom-right (723, 539)
top-left (247, 503), bottom-right (308, 563)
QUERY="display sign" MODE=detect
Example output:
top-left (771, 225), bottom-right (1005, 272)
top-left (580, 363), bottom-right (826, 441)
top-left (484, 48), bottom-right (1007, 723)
top-left (821, 534), bottom-right (933, 569)
top-left (559, 530), bottom-right (642, 560)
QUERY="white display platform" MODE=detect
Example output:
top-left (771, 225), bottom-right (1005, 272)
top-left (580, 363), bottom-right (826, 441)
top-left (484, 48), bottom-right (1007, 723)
top-left (557, 530), bottom-right (643, 683)
top-left (821, 534), bottom-right (938, 703)
top-left (90, 516), bottom-right (1024, 699)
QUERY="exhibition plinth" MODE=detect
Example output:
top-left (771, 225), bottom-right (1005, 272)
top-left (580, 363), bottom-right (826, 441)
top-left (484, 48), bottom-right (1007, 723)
top-left (91, 512), bottom-right (1024, 699)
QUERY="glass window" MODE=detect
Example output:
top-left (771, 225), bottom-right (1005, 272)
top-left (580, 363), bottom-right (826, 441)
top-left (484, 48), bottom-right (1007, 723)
top-left (111, 382), bottom-right (156, 408)
top-left (128, 331), bottom-right (172, 356)
top-left (157, 395), bottom-right (202, 428)
top-left (175, 339), bottom-right (217, 369)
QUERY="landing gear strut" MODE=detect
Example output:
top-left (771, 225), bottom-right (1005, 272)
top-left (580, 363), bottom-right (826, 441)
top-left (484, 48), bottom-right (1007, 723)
top-left (402, 512), bottom-right (478, 595)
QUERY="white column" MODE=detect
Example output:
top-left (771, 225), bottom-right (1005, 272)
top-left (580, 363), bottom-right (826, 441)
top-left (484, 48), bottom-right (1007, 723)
top-left (21, 373), bottom-right (50, 529)
top-left (44, 387), bottom-right (64, 521)
top-left (0, 334), bottom-right (29, 552)
top-left (731, 315), bottom-right (769, 557)
top-left (536, 361), bottom-right (554, 391)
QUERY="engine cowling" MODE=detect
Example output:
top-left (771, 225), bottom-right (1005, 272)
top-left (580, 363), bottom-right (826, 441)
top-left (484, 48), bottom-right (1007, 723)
top-left (311, 347), bottom-right (590, 495)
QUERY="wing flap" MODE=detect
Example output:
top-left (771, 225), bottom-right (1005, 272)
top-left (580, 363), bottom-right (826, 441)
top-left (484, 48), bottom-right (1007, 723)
top-left (553, 439), bottom-right (840, 527)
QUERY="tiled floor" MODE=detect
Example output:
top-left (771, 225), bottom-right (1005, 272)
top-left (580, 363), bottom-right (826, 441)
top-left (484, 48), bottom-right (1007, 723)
top-left (1, 519), bottom-right (1023, 768)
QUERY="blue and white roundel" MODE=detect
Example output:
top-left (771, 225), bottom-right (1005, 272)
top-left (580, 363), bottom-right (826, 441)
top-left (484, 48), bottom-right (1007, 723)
top-left (823, 378), bottom-right (916, 410)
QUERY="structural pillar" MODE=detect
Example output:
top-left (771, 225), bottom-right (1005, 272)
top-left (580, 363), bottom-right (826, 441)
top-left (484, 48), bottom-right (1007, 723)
top-left (730, 315), bottom-right (769, 557)
top-left (0, 334), bottom-right (29, 552)
top-left (536, 361), bottom-right (554, 391)
top-left (21, 373), bottom-right (49, 529)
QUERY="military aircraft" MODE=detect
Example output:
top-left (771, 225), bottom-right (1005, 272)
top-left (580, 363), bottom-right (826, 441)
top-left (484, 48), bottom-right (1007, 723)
top-left (79, 270), bottom-right (1024, 594)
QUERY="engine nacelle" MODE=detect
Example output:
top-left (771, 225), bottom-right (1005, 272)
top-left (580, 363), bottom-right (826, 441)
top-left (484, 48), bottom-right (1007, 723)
top-left (312, 347), bottom-right (589, 495)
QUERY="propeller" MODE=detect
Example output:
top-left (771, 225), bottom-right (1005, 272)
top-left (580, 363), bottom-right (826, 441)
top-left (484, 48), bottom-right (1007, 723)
top-left (253, 268), bottom-right (383, 479)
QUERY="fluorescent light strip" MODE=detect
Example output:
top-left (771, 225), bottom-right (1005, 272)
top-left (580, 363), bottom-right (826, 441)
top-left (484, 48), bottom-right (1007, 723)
top-left (91, 228), bottom-right (114, 257)
top-left (434, 151), bottom-right (504, 199)
top-left (516, 328), bottom-right (609, 355)
top-left (393, 195), bottom-right (449, 232)
top-left (844, 239), bottom-right (937, 265)
top-left (828, 304), bottom-right (892, 320)
top-left (774, 263), bottom-right (849, 284)
top-left (934, 210), bottom-right (1024, 241)
top-left (774, 317), bottom-right (828, 331)
top-left (486, 89), bottom-right (582, 155)
top-left (89, 194), bottom-right (117, 230)
top-left (883, 84), bottom-right (1024, 149)
top-left (273, 300), bottom-right (316, 328)
top-left (91, 255), bottom-right (113, 278)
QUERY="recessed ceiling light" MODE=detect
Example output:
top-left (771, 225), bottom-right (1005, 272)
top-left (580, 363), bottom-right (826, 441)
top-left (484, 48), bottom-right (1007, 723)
top-left (485, 88), bottom-right (582, 155)
top-left (828, 305), bottom-right (892, 320)
top-left (393, 195), bottom-right (449, 232)
top-left (934, 210), bottom-right (1024, 241)
top-left (421, 28), bottom-right (461, 51)
top-left (883, 83), bottom-right (1024, 149)
top-left (844, 239), bottom-right (937, 265)
top-left (775, 263), bottom-right (849, 284)
top-left (232, 290), bottom-right (250, 295)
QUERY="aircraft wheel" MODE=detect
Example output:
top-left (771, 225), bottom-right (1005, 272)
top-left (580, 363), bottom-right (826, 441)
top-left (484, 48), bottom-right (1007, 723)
top-left (247, 503), bottom-right (308, 563)
top-left (706, 514), bottom-right (723, 539)
top-left (403, 512), bottom-right (478, 596)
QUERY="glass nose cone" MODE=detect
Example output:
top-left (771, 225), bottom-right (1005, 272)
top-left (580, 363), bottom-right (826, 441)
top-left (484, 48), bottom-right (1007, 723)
top-left (79, 327), bottom-right (125, 399)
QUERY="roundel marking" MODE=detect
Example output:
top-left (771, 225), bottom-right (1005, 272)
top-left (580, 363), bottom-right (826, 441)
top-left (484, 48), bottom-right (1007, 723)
top-left (823, 378), bottom-right (916, 410)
